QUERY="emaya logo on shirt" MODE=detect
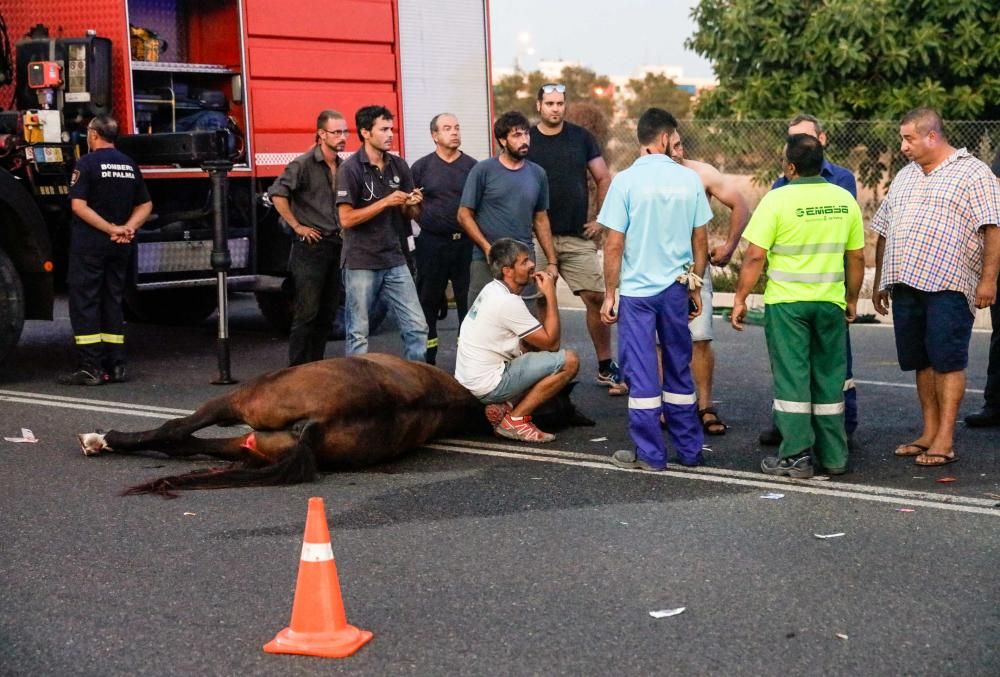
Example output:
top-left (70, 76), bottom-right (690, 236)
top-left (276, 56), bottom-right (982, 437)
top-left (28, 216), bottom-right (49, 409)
top-left (795, 204), bottom-right (850, 217)
top-left (100, 163), bottom-right (136, 179)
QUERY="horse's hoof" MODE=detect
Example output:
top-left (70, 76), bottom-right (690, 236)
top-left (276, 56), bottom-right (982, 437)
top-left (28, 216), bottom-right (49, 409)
top-left (78, 432), bottom-right (109, 456)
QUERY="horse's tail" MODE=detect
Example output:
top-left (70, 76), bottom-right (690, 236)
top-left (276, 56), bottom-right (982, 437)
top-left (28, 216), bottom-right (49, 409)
top-left (121, 425), bottom-right (320, 499)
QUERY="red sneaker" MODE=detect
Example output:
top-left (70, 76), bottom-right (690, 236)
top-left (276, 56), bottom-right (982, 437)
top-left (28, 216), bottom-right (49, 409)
top-left (494, 413), bottom-right (555, 443)
top-left (485, 402), bottom-right (513, 427)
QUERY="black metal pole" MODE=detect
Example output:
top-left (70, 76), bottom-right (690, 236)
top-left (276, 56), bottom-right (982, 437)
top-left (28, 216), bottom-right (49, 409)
top-left (203, 158), bottom-right (236, 385)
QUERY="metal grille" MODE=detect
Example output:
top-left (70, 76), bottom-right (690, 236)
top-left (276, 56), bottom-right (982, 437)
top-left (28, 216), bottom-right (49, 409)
top-left (136, 237), bottom-right (249, 274)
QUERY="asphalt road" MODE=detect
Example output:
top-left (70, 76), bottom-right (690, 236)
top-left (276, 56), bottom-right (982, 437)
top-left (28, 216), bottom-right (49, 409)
top-left (1, 294), bottom-right (998, 676)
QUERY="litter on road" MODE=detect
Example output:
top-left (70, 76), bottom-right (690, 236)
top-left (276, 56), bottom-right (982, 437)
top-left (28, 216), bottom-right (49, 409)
top-left (895, 508), bottom-right (916, 513)
top-left (589, 437), bottom-right (608, 442)
top-left (649, 608), bottom-right (686, 619)
top-left (760, 492), bottom-right (785, 500)
top-left (835, 633), bottom-right (849, 640)
top-left (936, 477), bottom-right (958, 484)
top-left (3, 428), bottom-right (38, 443)
top-left (814, 533), bottom-right (846, 539)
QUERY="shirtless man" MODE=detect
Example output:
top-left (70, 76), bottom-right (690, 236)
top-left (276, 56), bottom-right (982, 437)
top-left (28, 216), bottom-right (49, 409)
top-left (668, 123), bottom-right (750, 435)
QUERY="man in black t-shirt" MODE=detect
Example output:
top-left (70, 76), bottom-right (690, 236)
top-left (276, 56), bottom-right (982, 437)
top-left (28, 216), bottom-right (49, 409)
top-left (411, 113), bottom-right (477, 365)
top-left (336, 105), bottom-right (428, 361)
top-left (60, 115), bottom-right (152, 386)
top-left (527, 83), bottom-right (622, 394)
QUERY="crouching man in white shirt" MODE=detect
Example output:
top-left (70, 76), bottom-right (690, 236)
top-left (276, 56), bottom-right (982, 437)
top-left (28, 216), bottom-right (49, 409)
top-left (455, 238), bottom-right (580, 442)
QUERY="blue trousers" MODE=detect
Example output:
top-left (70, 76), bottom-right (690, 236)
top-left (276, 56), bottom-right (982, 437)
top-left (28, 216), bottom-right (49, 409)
top-left (344, 265), bottom-right (428, 362)
top-left (619, 283), bottom-right (703, 467)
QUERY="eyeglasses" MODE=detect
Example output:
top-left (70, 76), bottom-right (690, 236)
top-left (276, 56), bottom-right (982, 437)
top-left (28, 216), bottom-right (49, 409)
top-left (321, 128), bottom-right (349, 136)
top-left (540, 84), bottom-right (566, 94)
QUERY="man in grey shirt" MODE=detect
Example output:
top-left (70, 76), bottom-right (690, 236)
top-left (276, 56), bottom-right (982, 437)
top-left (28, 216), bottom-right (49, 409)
top-left (268, 109), bottom-right (347, 366)
top-left (458, 111), bottom-right (559, 306)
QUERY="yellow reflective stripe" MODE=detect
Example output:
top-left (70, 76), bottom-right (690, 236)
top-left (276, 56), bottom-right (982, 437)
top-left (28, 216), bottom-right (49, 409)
top-left (662, 391), bottom-right (697, 405)
top-left (628, 395), bottom-right (662, 410)
top-left (75, 334), bottom-right (102, 345)
top-left (770, 242), bottom-right (845, 255)
top-left (101, 333), bottom-right (125, 344)
top-left (813, 402), bottom-right (845, 415)
top-left (773, 399), bottom-right (811, 414)
top-left (767, 270), bottom-right (844, 283)
top-left (426, 338), bottom-right (440, 348)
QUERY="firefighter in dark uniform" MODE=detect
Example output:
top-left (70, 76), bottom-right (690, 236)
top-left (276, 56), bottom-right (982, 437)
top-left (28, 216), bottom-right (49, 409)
top-left (268, 109), bottom-right (347, 366)
top-left (59, 114), bottom-right (152, 386)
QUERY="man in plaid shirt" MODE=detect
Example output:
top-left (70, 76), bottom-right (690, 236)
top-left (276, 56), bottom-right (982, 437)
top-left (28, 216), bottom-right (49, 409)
top-left (872, 107), bottom-right (1000, 468)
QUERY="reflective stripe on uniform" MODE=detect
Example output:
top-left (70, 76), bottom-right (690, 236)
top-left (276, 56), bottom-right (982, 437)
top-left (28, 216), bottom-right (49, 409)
top-left (628, 395), bottom-right (662, 410)
top-left (300, 541), bottom-right (334, 562)
top-left (662, 391), bottom-right (697, 405)
top-left (773, 399), bottom-right (812, 413)
top-left (813, 402), bottom-right (845, 415)
top-left (770, 242), bottom-right (845, 255)
top-left (426, 337), bottom-right (439, 348)
top-left (101, 333), bottom-right (125, 344)
top-left (843, 378), bottom-right (856, 391)
top-left (767, 270), bottom-right (845, 283)
top-left (74, 334), bottom-right (102, 345)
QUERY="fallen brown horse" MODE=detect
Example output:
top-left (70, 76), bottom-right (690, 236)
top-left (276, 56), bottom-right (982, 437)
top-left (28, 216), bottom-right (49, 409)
top-left (78, 353), bottom-right (593, 497)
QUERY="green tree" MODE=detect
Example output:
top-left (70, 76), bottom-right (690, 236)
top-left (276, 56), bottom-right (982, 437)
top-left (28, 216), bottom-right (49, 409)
top-left (624, 72), bottom-right (693, 119)
top-left (686, 0), bottom-right (1000, 120)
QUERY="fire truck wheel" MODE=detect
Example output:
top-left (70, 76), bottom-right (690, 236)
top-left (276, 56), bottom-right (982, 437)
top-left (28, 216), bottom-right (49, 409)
top-left (254, 289), bottom-right (292, 335)
top-left (124, 287), bottom-right (218, 325)
top-left (0, 249), bottom-right (26, 364)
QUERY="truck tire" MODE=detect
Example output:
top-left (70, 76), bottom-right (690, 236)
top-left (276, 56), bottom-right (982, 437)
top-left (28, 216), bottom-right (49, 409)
top-left (124, 287), bottom-right (218, 325)
top-left (255, 289), bottom-right (292, 334)
top-left (0, 249), bottom-right (26, 364)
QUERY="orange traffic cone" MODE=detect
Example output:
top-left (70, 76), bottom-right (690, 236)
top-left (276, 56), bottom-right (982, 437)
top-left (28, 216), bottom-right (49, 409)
top-left (263, 497), bottom-right (373, 658)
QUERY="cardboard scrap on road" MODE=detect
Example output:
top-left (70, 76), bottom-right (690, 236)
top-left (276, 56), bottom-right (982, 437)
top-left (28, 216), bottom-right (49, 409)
top-left (4, 428), bottom-right (38, 443)
top-left (895, 508), bottom-right (916, 513)
top-left (835, 633), bottom-right (849, 640)
top-left (760, 492), bottom-right (785, 500)
top-left (936, 476), bottom-right (957, 483)
top-left (649, 607), bottom-right (685, 618)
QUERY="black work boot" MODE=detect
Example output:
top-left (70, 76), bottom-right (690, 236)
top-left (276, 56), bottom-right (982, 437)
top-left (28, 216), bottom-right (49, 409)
top-left (761, 451), bottom-right (814, 479)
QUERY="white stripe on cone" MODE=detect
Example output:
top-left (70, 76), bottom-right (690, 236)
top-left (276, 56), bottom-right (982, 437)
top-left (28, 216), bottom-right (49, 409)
top-left (300, 541), bottom-right (335, 562)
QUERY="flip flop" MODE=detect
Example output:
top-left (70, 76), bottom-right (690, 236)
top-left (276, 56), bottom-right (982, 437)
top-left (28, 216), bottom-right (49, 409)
top-left (894, 443), bottom-right (928, 457)
top-left (915, 452), bottom-right (958, 467)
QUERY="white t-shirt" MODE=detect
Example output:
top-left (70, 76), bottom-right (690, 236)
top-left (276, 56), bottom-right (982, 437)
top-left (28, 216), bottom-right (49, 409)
top-left (455, 280), bottom-right (542, 397)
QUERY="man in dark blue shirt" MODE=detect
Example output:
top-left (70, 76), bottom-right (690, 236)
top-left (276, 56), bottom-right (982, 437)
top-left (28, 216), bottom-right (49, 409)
top-left (411, 113), bottom-right (477, 365)
top-left (60, 114), bottom-right (151, 386)
top-left (761, 114), bottom-right (860, 449)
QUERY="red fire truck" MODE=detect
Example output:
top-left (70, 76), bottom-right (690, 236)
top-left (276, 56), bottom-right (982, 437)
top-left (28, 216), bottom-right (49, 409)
top-left (0, 0), bottom-right (493, 363)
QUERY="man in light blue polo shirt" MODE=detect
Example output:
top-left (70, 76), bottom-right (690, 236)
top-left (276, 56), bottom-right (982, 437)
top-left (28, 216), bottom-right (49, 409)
top-left (598, 107), bottom-right (712, 470)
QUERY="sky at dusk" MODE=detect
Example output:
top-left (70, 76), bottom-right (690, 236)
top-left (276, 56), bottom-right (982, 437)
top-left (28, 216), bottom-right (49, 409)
top-left (488, 0), bottom-right (714, 80)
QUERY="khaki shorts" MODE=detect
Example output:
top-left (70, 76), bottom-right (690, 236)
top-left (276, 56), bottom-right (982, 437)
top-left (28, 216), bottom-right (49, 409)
top-left (534, 235), bottom-right (604, 295)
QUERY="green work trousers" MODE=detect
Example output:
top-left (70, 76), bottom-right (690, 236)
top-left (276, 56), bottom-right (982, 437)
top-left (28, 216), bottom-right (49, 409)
top-left (764, 302), bottom-right (848, 470)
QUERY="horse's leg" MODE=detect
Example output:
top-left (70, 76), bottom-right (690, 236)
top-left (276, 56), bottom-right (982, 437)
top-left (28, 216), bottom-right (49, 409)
top-left (78, 394), bottom-right (239, 456)
top-left (120, 430), bottom-right (298, 466)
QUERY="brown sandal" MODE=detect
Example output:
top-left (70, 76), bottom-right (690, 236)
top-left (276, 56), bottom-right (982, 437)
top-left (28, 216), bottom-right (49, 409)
top-left (699, 407), bottom-right (728, 436)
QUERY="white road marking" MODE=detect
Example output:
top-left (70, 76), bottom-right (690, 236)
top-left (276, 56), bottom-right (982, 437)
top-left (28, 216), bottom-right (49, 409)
top-left (854, 380), bottom-right (984, 394)
top-left (4, 389), bottom-right (996, 515)
top-left (426, 442), bottom-right (999, 516)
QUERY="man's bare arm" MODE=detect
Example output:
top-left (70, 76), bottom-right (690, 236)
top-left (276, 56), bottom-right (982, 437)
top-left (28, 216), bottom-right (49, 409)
top-left (731, 243), bottom-right (767, 331)
top-left (532, 211), bottom-right (559, 279)
top-left (845, 248), bottom-right (864, 321)
top-left (520, 272), bottom-right (561, 351)
top-left (600, 228), bottom-right (624, 324)
top-left (977, 224), bottom-right (999, 308)
top-left (582, 156), bottom-right (612, 240)
top-left (339, 191), bottom-right (409, 229)
top-left (457, 206), bottom-right (492, 257)
top-left (873, 235), bottom-right (889, 315)
top-left (699, 162), bottom-right (749, 266)
top-left (71, 198), bottom-right (131, 240)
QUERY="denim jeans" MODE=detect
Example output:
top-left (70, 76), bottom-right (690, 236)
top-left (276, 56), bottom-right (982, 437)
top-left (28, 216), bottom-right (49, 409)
top-left (344, 265), bottom-right (428, 361)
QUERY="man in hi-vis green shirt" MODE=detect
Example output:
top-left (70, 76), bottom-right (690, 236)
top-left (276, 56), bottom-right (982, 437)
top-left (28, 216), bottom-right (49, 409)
top-left (732, 134), bottom-right (865, 478)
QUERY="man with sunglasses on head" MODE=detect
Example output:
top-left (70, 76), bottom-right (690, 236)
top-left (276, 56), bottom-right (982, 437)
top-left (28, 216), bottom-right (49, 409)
top-left (269, 109), bottom-right (349, 366)
top-left (528, 83), bottom-right (624, 395)
top-left (458, 111), bottom-right (558, 308)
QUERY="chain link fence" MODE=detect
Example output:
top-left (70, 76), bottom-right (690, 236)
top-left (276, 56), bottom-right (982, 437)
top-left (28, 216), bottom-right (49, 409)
top-left (586, 119), bottom-right (1000, 292)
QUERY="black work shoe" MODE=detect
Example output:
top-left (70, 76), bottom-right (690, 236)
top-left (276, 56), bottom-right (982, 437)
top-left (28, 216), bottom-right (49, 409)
top-left (105, 364), bottom-right (128, 383)
top-left (964, 406), bottom-right (1000, 428)
top-left (759, 427), bottom-right (782, 446)
top-left (57, 369), bottom-right (105, 386)
top-left (761, 452), bottom-right (814, 478)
